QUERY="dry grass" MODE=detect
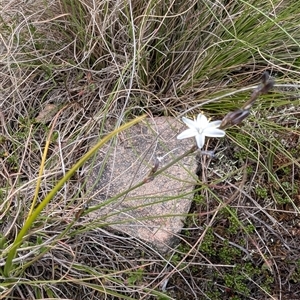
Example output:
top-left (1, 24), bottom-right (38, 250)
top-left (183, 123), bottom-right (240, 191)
top-left (1, 0), bottom-right (300, 299)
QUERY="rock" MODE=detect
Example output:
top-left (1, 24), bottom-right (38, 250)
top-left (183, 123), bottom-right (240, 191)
top-left (86, 116), bottom-right (197, 253)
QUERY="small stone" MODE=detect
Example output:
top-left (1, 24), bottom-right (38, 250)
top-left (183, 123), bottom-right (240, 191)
top-left (86, 116), bottom-right (197, 253)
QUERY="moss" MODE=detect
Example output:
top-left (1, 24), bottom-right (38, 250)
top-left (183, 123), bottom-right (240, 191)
top-left (273, 191), bottom-right (291, 205)
top-left (244, 223), bottom-right (256, 234)
top-left (194, 193), bottom-right (205, 205)
top-left (219, 240), bottom-right (241, 264)
top-left (127, 268), bottom-right (144, 285)
top-left (255, 186), bottom-right (268, 199)
top-left (199, 227), bottom-right (216, 256)
top-left (226, 209), bottom-right (240, 235)
top-left (223, 266), bottom-right (252, 297)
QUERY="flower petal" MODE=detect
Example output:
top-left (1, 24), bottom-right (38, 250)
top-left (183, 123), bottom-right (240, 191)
top-left (195, 133), bottom-right (205, 149)
top-left (205, 120), bottom-right (222, 128)
top-left (204, 128), bottom-right (226, 137)
top-left (177, 128), bottom-right (197, 139)
top-left (197, 114), bottom-right (209, 127)
top-left (182, 117), bottom-right (197, 129)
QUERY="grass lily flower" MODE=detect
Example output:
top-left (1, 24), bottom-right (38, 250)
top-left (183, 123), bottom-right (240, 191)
top-left (177, 113), bottom-right (225, 149)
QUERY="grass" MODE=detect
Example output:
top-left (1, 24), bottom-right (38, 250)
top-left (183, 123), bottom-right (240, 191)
top-left (1, 0), bottom-right (300, 299)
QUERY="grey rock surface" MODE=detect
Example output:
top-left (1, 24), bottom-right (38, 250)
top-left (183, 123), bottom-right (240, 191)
top-left (86, 116), bottom-right (197, 253)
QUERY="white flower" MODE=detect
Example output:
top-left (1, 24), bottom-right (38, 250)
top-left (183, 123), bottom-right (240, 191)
top-left (177, 113), bottom-right (225, 149)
